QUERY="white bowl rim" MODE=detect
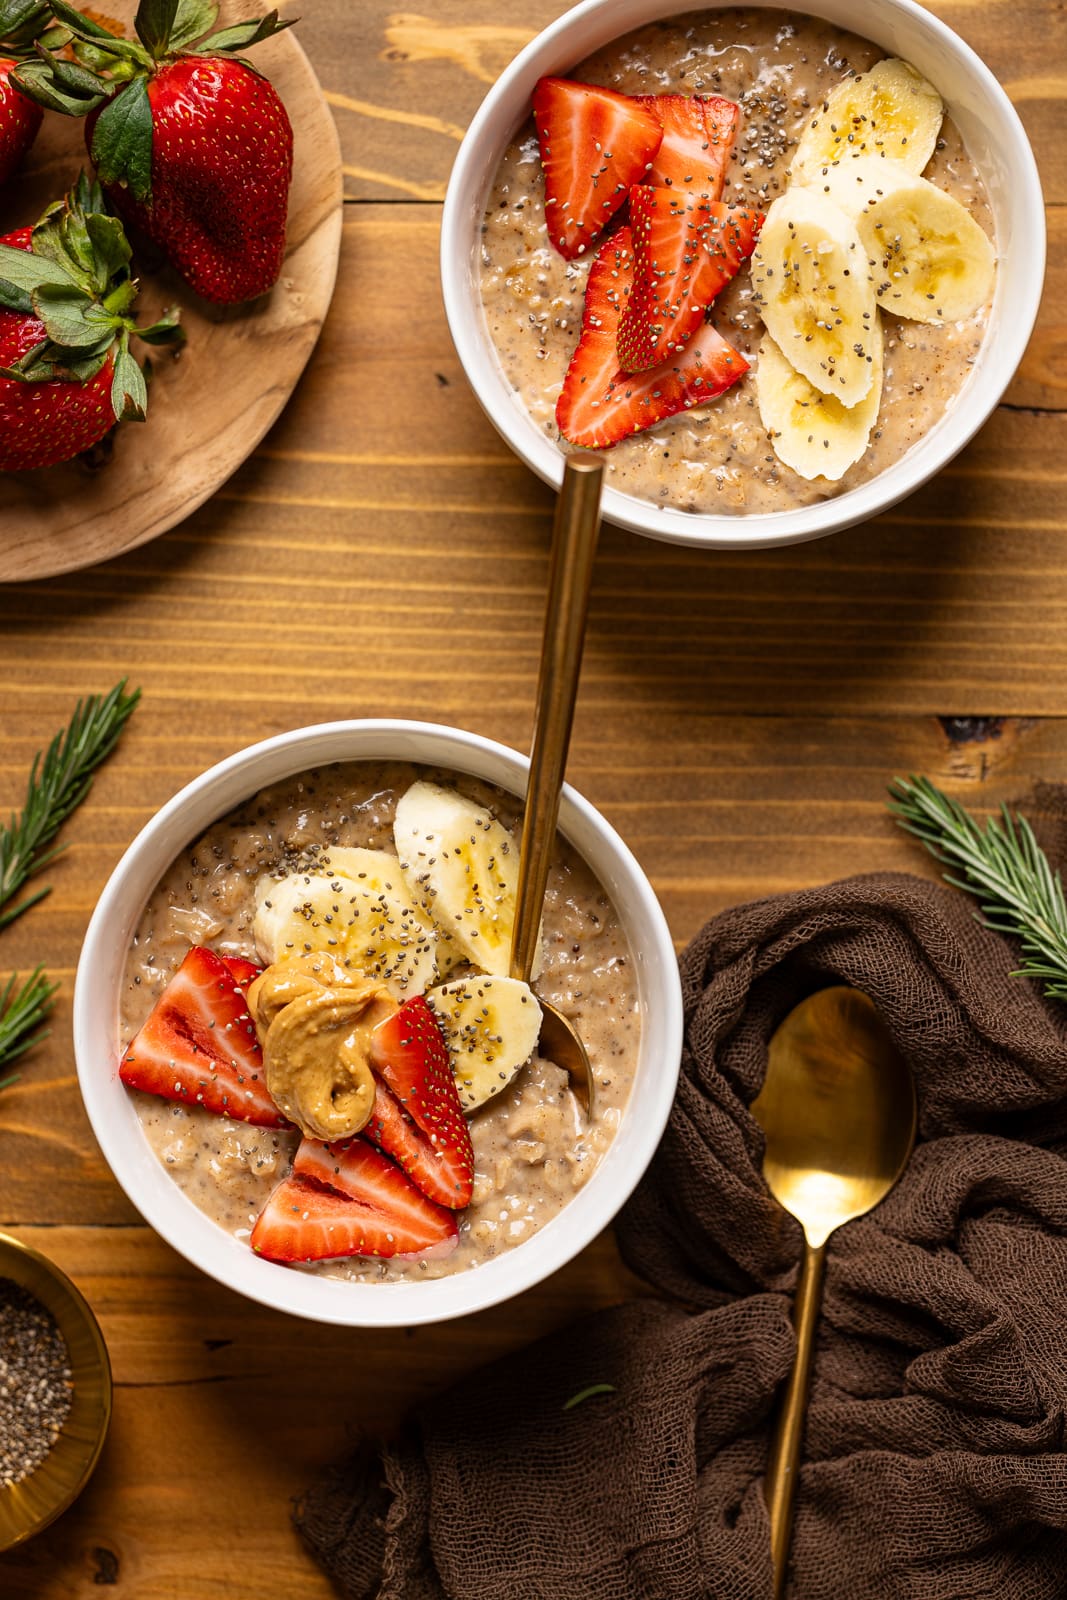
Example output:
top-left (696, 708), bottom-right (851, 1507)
top-left (74, 719), bottom-right (683, 1328)
top-left (440, 0), bottom-right (1046, 551)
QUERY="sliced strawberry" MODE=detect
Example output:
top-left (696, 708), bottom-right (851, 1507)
top-left (555, 226), bottom-right (749, 450)
top-left (120, 945), bottom-right (286, 1127)
top-left (617, 190), bottom-right (761, 372)
top-left (250, 1173), bottom-right (458, 1263)
top-left (367, 997), bottom-right (474, 1208)
top-left (293, 1136), bottom-right (457, 1244)
top-left (362, 1082), bottom-right (467, 1210)
top-left (220, 956), bottom-right (262, 992)
top-left (637, 94), bottom-right (739, 198)
top-left (533, 76), bottom-right (662, 260)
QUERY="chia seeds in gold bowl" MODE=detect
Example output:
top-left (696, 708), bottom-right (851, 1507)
top-left (0, 1232), bottom-right (112, 1552)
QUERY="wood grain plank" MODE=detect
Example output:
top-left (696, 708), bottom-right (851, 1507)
top-left (295, 0), bottom-right (1067, 206)
top-left (0, 1224), bottom-right (644, 1599)
top-left (1010, 206), bottom-right (1066, 413)
top-left (1, 208), bottom-right (1065, 717)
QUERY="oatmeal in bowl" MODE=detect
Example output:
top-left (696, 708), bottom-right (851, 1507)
top-left (440, 0), bottom-right (1044, 549)
top-left (74, 722), bottom-right (682, 1327)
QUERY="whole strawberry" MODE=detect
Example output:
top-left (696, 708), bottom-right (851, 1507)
top-left (0, 58), bottom-right (40, 180)
top-left (0, 0), bottom-right (56, 182)
top-left (0, 227), bottom-right (115, 468)
top-left (0, 173), bottom-right (183, 471)
top-left (15, 0), bottom-right (294, 304)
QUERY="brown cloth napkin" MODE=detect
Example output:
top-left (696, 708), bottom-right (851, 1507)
top-left (295, 867), bottom-right (1067, 1600)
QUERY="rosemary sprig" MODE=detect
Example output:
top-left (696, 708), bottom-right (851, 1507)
top-left (0, 968), bottom-right (58, 1085)
top-left (562, 1383), bottom-right (616, 1411)
top-left (0, 678), bottom-right (139, 931)
top-left (888, 774), bottom-right (1067, 1001)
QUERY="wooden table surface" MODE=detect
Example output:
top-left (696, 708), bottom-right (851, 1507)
top-left (1, 1), bottom-right (1064, 1593)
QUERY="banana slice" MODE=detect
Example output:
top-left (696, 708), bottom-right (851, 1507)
top-left (809, 152), bottom-right (900, 220)
top-left (320, 845), bottom-right (472, 976)
top-left (791, 58), bottom-right (943, 182)
top-left (817, 157), bottom-right (995, 323)
top-left (307, 847), bottom-right (448, 985)
top-left (750, 187), bottom-right (878, 407)
top-left (756, 320), bottom-right (883, 482)
top-left (252, 849), bottom-right (438, 997)
top-left (394, 781), bottom-right (542, 979)
top-left (426, 974), bottom-right (543, 1111)
top-left (313, 845), bottom-right (425, 902)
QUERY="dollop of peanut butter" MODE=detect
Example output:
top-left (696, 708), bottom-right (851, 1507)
top-left (247, 956), bottom-right (396, 1141)
top-left (247, 951), bottom-right (356, 1030)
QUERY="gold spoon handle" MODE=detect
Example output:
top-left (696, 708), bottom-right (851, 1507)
top-left (765, 1237), bottom-right (827, 1600)
top-left (510, 454), bottom-right (604, 984)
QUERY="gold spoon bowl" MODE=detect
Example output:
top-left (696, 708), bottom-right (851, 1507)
top-left (0, 1231), bottom-right (112, 1553)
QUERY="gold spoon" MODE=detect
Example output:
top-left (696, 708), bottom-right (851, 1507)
top-left (509, 453), bottom-right (605, 1117)
top-left (751, 986), bottom-right (917, 1599)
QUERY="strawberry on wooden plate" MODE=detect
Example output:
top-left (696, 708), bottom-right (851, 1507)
top-left (120, 945), bottom-right (286, 1127)
top-left (368, 997), bottom-right (474, 1208)
top-left (15, 0), bottom-right (295, 305)
top-left (0, 56), bottom-right (40, 185)
top-left (0, 222), bottom-right (116, 471)
top-left (533, 75), bottom-right (662, 260)
top-left (0, 174), bottom-right (183, 472)
top-left (250, 1169), bottom-right (458, 1264)
top-left (0, 0), bottom-right (54, 186)
top-left (555, 226), bottom-right (749, 450)
top-left (617, 189), bottom-right (761, 372)
top-left (637, 93), bottom-right (740, 198)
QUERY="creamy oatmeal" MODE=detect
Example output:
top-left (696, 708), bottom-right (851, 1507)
top-left (119, 762), bottom-right (640, 1281)
top-left (480, 7), bottom-right (993, 513)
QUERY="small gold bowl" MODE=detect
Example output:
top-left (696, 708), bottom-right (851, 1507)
top-left (0, 1231), bottom-right (112, 1553)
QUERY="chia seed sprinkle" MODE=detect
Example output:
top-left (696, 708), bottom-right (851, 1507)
top-left (0, 1279), bottom-right (73, 1488)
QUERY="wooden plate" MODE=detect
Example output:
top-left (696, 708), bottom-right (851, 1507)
top-left (0, 0), bottom-right (342, 582)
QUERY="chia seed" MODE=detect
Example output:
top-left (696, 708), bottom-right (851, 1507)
top-left (0, 1279), bottom-right (73, 1488)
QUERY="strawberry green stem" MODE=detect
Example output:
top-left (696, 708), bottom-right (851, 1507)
top-left (102, 280), bottom-right (138, 318)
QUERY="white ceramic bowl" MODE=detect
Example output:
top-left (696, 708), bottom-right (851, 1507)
top-left (73, 721), bottom-right (682, 1327)
top-left (440, 0), bottom-right (1045, 550)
